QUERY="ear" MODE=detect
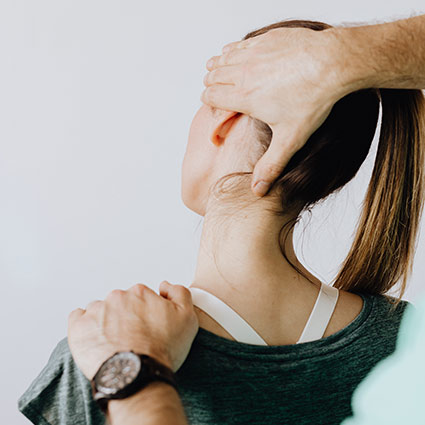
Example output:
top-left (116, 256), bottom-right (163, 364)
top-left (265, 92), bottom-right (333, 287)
top-left (210, 111), bottom-right (242, 146)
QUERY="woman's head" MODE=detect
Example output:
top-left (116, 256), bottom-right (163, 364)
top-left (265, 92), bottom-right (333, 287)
top-left (182, 20), bottom-right (380, 216)
top-left (182, 19), bottom-right (425, 306)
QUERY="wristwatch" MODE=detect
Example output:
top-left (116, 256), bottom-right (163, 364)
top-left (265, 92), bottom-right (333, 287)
top-left (91, 351), bottom-right (179, 415)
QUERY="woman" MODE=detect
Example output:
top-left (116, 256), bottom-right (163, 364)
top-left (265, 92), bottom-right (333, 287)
top-left (18, 19), bottom-right (425, 425)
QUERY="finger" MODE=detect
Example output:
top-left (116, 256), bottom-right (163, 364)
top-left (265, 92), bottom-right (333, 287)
top-left (222, 38), bottom-right (254, 53)
top-left (84, 300), bottom-right (104, 317)
top-left (203, 66), bottom-right (239, 87)
top-left (128, 283), bottom-right (159, 299)
top-left (159, 281), bottom-right (193, 310)
top-left (85, 300), bottom-right (102, 310)
top-left (206, 48), bottom-right (247, 71)
top-left (251, 129), bottom-right (303, 197)
top-left (68, 308), bottom-right (85, 323)
top-left (200, 85), bottom-right (249, 114)
top-left (128, 283), bottom-right (147, 298)
top-left (222, 41), bottom-right (240, 53)
top-left (105, 288), bottom-right (126, 304)
top-left (206, 56), bottom-right (218, 71)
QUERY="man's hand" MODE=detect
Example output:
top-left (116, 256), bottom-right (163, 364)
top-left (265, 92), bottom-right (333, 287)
top-left (201, 26), bottom-right (357, 197)
top-left (68, 281), bottom-right (199, 380)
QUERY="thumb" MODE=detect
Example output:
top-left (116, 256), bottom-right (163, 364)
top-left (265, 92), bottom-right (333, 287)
top-left (251, 128), bottom-right (301, 197)
top-left (159, 281), bottom-right (194, 310)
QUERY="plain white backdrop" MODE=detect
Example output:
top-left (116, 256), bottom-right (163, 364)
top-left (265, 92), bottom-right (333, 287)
top-left (1, 1), bottom-right (425, 423)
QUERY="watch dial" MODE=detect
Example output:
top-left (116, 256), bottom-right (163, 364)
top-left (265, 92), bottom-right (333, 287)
top-left (96, 352), bottom-right (142, 395)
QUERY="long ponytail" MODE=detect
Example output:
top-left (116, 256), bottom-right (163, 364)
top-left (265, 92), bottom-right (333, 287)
top-left (333, 89), bottom-right (425, 307)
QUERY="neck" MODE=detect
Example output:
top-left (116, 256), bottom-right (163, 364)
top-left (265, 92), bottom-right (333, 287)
top-left (190, 200), bottom-right (323, 317)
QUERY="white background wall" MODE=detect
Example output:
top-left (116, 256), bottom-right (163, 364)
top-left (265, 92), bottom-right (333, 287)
top-left (1, 1), bottom-right (425, 423)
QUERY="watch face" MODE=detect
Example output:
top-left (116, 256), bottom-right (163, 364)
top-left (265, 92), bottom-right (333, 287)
top-left (95, 351), bottom-right (142, 395)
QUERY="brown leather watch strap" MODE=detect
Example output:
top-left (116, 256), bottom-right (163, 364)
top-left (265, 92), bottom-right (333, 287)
top-left (91, 352), bottom-right (179, 416)
top-left (139, 354), bottom-right (179, 393)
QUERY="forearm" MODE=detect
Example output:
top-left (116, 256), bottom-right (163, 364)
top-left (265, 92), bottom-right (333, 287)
top-left (334, 14), bottom-right (425, 94)
top-left (107, 382), bottom-right (189, 425)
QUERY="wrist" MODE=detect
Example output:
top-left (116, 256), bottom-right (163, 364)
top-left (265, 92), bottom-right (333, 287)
top-left (132, 344), bottom-right (174, 371)
top-left (322, 26), bottom-right (373, 99)
top-left (331, 18), bottom-right (422, 94)
top-left (335, 25), bottom-right (385, 93)
top-left (108, 381), bottom-right (180, 423)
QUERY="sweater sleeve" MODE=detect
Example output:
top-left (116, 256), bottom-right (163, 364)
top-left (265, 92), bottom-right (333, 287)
top-left (18, 337), bottom-right (106, 425)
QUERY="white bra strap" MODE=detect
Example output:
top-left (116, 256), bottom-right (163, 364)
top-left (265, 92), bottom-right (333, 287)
top-left (188, 287), bottom-right (268, 346)
top-left (296, 282), bottom-right (339, 344)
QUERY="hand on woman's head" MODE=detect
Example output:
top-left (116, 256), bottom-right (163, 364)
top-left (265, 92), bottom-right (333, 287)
top-left (202, 23), bottom-right (356, 197)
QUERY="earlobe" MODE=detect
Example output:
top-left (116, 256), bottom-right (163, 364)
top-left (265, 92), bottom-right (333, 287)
top-left (210, 111), bottom-right (242, 146)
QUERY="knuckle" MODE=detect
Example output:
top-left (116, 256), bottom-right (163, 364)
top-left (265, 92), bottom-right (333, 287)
top-left (131, 283), bottom-right (146, 296)
top-left (203, 86), bottom-right (216, 104)
top-left (176, 285), bottom-right (191, 296)
top-left (68, 309), bottom-right (78, 319)
top-left (228, 50), bottom-right (237, 63)
top-left (209, 86), bottom-right (218, 100)
top-left (216, 68), bottom-right (226, 82)
top-left (218, 52), bottom-right (230, 67)
top-left (216, 68), bottom-right (227, 83)
top-left (204, 71), bottom-right (214, 86)
top-left (86, 300), bottom-right (99, 309)
top-left (208, 55), bottom-right (219, 70)
top-left (68, 308), bottom-right (84, 322)
top-left (222, 42), bottom-right (233, 53)
top-left (206, 70), bottom-right (215, 85)
top-left (263, 162), bottom-right (283, 177)
top-left (107, 289), bottom-right (125, 301)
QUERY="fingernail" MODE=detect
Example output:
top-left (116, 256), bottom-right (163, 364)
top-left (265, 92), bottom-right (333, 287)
top-left (206, 59), bottom-right (213, 69)
top-left (252, 180), bottom-right (269, 197)
top-left (222, 46), bottom-right (230, 53)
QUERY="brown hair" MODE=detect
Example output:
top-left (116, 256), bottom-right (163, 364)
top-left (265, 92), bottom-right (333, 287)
top-left (211, 19), bottom-right (425, 309)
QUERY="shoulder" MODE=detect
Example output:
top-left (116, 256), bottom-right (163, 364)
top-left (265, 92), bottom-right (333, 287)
top-left (370, 294), bottom-right (413, 320)
top-left (360, 293), bottom-right (413, 341)
top-left (18, 337), bottom-right (104, 425)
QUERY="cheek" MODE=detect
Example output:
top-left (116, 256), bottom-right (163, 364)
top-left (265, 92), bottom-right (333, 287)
top-left (181, 107), bottom-right (215, 215)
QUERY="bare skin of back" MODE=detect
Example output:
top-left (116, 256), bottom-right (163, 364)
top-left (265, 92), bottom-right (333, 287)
top-left (194, 287), bottom-right (364, 345)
